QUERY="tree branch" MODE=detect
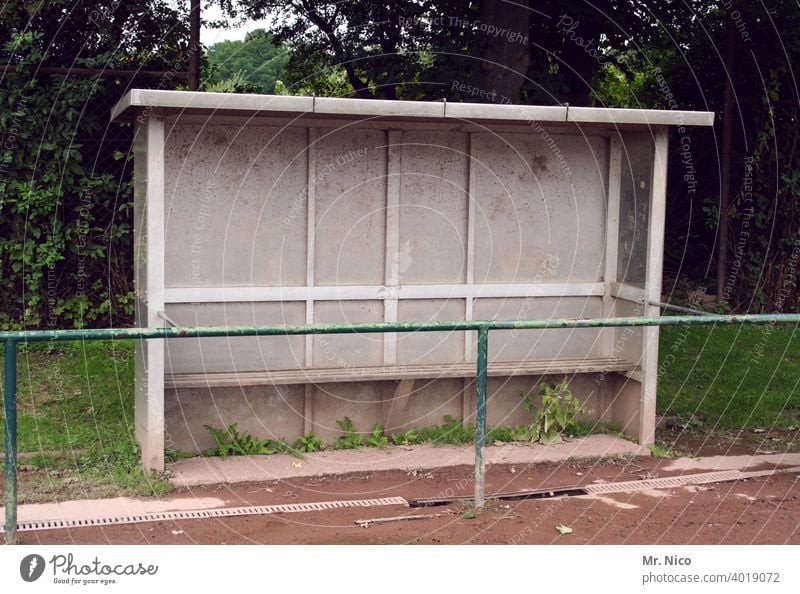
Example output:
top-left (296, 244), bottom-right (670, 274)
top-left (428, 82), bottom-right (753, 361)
top-left (295, 0), bottom-right (374, 98)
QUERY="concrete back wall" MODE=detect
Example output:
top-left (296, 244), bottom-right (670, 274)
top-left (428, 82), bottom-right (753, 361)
top-left (164, 124), bottom-right (309, 288)
top-left (162, 118), bottom-right (610, 373)
top-left (151, 114), bottom-right (654, 454)
top-left (471, 132), bottom-right (607, 283)
top-left (162, 122), bottom-right (609, 291)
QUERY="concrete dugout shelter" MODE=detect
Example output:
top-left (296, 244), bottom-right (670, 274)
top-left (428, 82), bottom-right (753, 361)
top-left (111, 90), bottom-right (714, 471)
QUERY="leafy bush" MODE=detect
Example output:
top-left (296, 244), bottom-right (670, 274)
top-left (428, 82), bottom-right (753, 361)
top-left (333, 417), bottom-right (364, 449)
top-left (0, 20), bottom-right (185, 329)
top-left (417, 415), bottom-right (474, 444)
top-left (367, 424), bottom-right (389, 448)
top-left (204, 424), bottom-right (301, 459)
top-left (391, 429), bottom-right (421, 446)
top-left (517, 378), bottom-right (588, 444)
top-left (293, 432), bottom-right (326, 453)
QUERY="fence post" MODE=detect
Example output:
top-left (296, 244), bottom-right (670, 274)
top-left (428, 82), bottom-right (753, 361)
top-left (474, 326), bottom-right (489, 509)
top-left (3, 339), bottom-right (18, 544)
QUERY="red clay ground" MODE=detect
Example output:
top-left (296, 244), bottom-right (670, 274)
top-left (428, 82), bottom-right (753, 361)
top-left (658, 425), bottom-right (800, 457)
top-left (14, 455), bottom-right (800, 545)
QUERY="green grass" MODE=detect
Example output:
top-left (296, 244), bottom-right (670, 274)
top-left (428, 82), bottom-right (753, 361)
top-left (658, 324), bottom-right (800, 429)
top-left (648, 442), bottom-right (690, 459)
top-left (569, 453), bottom-right (638, 466)
top-left (0, 340), bottom-right (171, 502)
top-left (405, 417), bottom-right (526, 445)
top-left (571, 419), bottom-right (632, 440)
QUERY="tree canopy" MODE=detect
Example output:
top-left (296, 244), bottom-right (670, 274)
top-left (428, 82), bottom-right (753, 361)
top-left (206, 28), bottom-right (289, 93)
top-left (0, 1), bottom-right (189, 329)
top-left (210, 0), bottom-right (799, 312)
top-left (1, 0), bottom-right (798, 327)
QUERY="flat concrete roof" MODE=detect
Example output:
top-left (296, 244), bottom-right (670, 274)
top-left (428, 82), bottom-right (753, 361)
top-left (111, 89), bottom-right (715, 127)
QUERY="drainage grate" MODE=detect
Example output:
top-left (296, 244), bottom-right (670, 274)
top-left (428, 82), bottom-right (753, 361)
top-left (410, 468), bottom-right (785, 507)
top-left (583, 470), bottom-right (746, 494)
top-left (0, 496), bottom-right (408, 534)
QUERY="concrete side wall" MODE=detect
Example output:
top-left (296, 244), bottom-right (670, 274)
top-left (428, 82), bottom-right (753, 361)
top-left (609, 375), bottom-right (643, 439)
top-left (617, 132), bottom-right (653, 288)
top-left (612, 299), bottom-right (645, 364)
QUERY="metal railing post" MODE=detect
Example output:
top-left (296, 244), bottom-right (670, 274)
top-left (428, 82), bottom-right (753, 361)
top-left (474, 326), bottom-right (489, 509)
top-left (3, 339), bottom-right (18, 544)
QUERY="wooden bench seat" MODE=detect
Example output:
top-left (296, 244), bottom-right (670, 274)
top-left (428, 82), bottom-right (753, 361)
top-left (165, 356), bottom-right (639, 389)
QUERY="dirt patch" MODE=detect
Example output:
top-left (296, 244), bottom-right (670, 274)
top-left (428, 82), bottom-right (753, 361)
top-left (14, 458), bottom-right (800, 545)
top-left (657, 426), bottom-right (800, 457)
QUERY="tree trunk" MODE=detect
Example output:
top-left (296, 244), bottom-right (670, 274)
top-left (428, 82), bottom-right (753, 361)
top-left (188, 0), bottom-right (201, 91)
top-left (472, 0), bottom-right (531, 104)
top-left (717, 2), bottom-right (737, 304)
top-left (560, 18), bottom-right (604, 106)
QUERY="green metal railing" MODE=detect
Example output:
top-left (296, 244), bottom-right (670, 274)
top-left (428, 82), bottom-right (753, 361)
top-left (3, 312), bottom-right (800, 544)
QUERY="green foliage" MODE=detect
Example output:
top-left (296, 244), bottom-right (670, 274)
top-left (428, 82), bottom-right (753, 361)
top-left (272, 437), bottom-right (301, 456)
top-left (485, 426), bottom-right (518, 443)
top-left (0, 2), bottom-right (188, 328)
top-left (206, 29), bottom-right (289, 93)
top-left (676, 412), bottom-right (705, 431)
top-left (391, 429), bottom-right (421, 446)
top-left (367, 424), bottom-right (389, 448)
top-left (417, 415), bottom-right (474, 444)
top-left (649, 443), bottom-right (690, 459)
top-left (393, 418), bottom-right (526, 446)
top-left (204, 424), bottom-right (302, 459)
top-left (274, 69), bottom-right (353, 97)
top-left (333, 416), bottom-right (364, 449)
top-left (25, 453), bottom-right (56, 469)
top-left (518, 379), bottom-right (588, 444)
top-left (214, 0), bottom-right (475, 100)
top-left (1, 340), bottom-right (137, 452)
top-left (205, 423), bottom-right (268, 458)
top-left (293, 432), bottom-right (326, 453)
top-left (203, 70), bottom-right (264, 94)
top-left (80, 438), bottom-right (172, 495)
